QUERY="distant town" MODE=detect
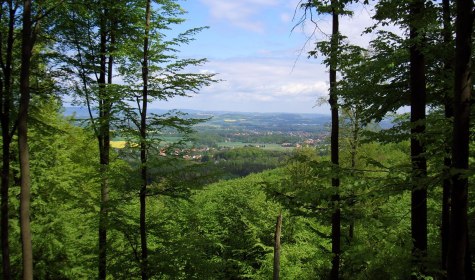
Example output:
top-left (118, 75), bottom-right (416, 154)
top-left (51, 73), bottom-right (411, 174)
top-left (67, 107), bottom-right (332, 159)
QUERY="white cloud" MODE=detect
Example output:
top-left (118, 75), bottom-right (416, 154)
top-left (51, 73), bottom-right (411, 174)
top-left (154, 2), bottom-right (403, 113)
top-left (199, 0), bottom-right (280, 32)
top-left (280, 13), bottom-right (292, 23)
top-left (277, 81), bottom-right (328, 97)
top-left (199, 69), bottom-right (216, 74)
top-left (160, 56), bottom-right (330, 113)
top-left (290, 3), bottom-right (404, 48)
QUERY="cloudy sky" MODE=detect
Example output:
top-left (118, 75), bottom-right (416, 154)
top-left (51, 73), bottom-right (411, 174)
top-left (155, 0), bottom-right (384, 114)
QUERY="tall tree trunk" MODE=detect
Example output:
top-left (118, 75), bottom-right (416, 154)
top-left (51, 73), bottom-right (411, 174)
top-left (98, 6), bottom-right (109, 280)
top-left (441, 0), bottom-right (453, 274)
top-left (273, 213), bottom-right (282, 280)
top-left (140, 1), bottom-right (151, 278)
top-left (18, 0), bottom-right (33, 278)
top-left (409, 0), bottom-right (428, 277)
top-left (1, 2), bottom-right (16, 278)
top-left (447, 0), bottom-right (474, 278)
top-left (1, 117), bottom-right (11, 280)
top-left (348, 109), bottom-right (359, 242)
top-left (329, 1), bottom-right (340, 279)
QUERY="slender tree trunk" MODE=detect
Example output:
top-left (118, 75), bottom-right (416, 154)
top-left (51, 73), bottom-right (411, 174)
top-left (409, 0), bottom-right (428, 277)
top-left (273, 213), bottom-right (282, 280)
top-left (18, 0), bottom-right (33, 278)
top-left (98, 6), bottom-right (109, 280)
top-left (441, 0), bottom-right (453, 274)
top-left (349, 110), bottom-right (359, 242)
top-left (1, 3), bottom-right (16, 278)
top-left (465, 236), bottom-right (473, 279)
top-left (447, 0), bottom-right (474, 279)
top-left (441, 82), bottom-right (452, 275)
top-left (1, 116), bottom-right (11, 280)
top-left (329, 1), bottom-right (340, 279)
top-left (140, 1), bottom-right (151, 278)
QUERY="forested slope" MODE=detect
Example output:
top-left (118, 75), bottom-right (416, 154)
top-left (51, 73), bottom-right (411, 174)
top-left (1, 103), bottom-right (456, 278)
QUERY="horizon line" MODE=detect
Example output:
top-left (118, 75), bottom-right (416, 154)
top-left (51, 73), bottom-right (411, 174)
top-left (62, 106), bottom-right (332, 116)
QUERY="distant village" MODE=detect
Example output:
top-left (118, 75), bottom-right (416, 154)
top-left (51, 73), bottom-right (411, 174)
top-left (111, 135), bottom-right (326, 162)
top-left (111, 113), bottom-right (330, 161)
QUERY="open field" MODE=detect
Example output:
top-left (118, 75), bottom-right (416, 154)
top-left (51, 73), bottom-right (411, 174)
top-left (217, 142), bottom-right (294, 151)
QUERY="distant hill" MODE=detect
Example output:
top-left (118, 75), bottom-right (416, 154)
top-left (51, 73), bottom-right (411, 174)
top-left (63, 106), bottom-right (91, 118)
top-left (62, 107), bottom-right (392, 131)
top-left (63, 106), bottom-right (332, 133)
top-left (63, 106), bottom-right (330, 117)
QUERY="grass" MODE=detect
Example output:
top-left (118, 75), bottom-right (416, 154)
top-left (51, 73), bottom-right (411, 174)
top-left (111, 139), bottom-right (294, 151)
top-left (110, 141), bottom-right (127, 149)
top-left (217, 142), bottom-right (293, 151)
top-left (110, 141), bottom-right (139, 149)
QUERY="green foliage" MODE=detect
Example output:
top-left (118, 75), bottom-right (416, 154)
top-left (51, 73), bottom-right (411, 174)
top-left (0, 101), bottom-right (460, 279)
top-left (1, 0), bottom-right (473, 279)
top-left (184, 174), bottom-right (278, 279)
top-left (2, 99), bottom-right (100, 278)
top-left (212, 147), bottom-right (290, 178)
top-left (262, 141), bottom-right (451, 279)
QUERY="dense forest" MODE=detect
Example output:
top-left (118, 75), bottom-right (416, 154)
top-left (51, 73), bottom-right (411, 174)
top-left (1, 0), bottom-right (475, 279)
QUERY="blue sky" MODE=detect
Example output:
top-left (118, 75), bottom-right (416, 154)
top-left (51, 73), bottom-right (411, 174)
top-left (154, 0), bottom-right (381, 114)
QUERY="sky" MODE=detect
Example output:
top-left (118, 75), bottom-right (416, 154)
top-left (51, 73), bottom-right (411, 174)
top-left (152, 0), bottom-right (394, 114)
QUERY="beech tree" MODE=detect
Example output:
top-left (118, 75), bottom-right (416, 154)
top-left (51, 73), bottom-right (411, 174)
top-left (54, 1), bottom-right (139, 278)
top-left (18, 0), bottom-right (38, 277)
top-left (440, 0), bottom-right (454, 273)
top-left (116, 0), bottom-right (215, 277)
top-left (448, 0), bottom-right (474, 279)
top-left (301, 0), bottom-right (357, 277)
top-left (339, 1), bottom-right (447, 276)
top-left (328, 2), bottom-right (340, 278)
top-left (0, 1), bottom-right (20, 278)
top-left (139, 2), bottom-right (151, 277)
top-left (408, 0), bottom-right (428, 275)
top-left (329, 2), bottom-right (342, 278)
top-left (1, 2), bottom-right (61, 278)
top-left (310, 1), bottom-right (466, 277)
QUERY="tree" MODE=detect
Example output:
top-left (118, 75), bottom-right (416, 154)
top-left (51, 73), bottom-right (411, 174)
top-left (1, 2), bottom-right (61, 277)
top-left (0, 1), bottom-right (20, 278)
top-left (54, 1), bottom-right (139, 277)
top-left (96, 4), bottom-right (111, 278)
top-left (328, 1), bottom-right (341, 277)
top-left (301, 0), bottom-right (355, 277)
top-left (338, 1), bottom-right (451, 276)
top-left (26, 98), bottom-right (101, 279)
top-left (339, 104), bottom-right (364, 242)
top-left (408, 0), bottom-right (428, 275)
top-left (297, 1), bottom-right (379, 277)
top-left (447, 0), bottom-right (474, 278)
top-left (18, 0), bottom-right (33, 278)
top-left (139, 1), bottom-right (151, 277)
top-left (116, 0), bottom-right (215, 277)
top-left (311, 0), bottom-right (465, 277)
top-left (440, 0), bottom-right (454, 273)
top-left (273, 212), bottom-right (282, 280)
